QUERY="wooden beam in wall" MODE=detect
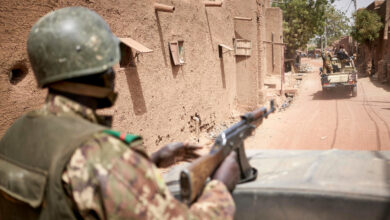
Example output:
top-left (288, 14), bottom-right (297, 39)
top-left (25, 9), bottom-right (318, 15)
top-left (154, 3), bottom-right (175, 13)
top-left (234, 17), bottom-right (252, 21)
top-left (204, 1), bottom-right (223, 7)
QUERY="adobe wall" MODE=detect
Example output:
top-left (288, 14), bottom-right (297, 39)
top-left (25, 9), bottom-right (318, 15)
top-left (357, 43), bottom-right (373, 76)
top-left (359, 0), bottom-right (390, 81)
top-left (231, 0), bottom-right (260, 108)
top-left (0, 1), bottom-right (51, 143)
top-left (373, 0), bottom-right (390, 82)
top-left (265, 7), bottom-right (283, 75)
top-left (256, 1), bottom-right (268, 103)
top-left (0, 0), bottom-right (268, 152)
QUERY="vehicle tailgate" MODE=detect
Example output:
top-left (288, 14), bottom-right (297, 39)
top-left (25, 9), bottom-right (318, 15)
top-left (327, 74), bottom-right (349, 83)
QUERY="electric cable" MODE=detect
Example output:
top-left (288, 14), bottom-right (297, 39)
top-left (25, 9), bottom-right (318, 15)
top-left (345, 0), bottom-right (353, 15)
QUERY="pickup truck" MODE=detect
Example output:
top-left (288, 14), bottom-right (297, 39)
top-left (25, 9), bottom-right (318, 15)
top-left (320, 57), bottom-right (358, 97)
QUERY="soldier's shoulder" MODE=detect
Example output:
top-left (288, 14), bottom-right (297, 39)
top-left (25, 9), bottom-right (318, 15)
top-left (101, 129), bottom-right (148, 158)
top-left (76, 130), bottom-right (146, 162)
top-left (102, 129), bottom-right (142, 145)
top-left (80, 130), bottom-right (142, 148)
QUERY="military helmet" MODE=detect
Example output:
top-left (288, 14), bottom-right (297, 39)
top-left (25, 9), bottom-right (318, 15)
top-left (27, 7), bottom-right (120, 87)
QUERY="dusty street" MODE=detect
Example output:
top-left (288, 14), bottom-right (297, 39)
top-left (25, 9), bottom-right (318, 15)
top-left (246, 58), bottom-right (390, 150)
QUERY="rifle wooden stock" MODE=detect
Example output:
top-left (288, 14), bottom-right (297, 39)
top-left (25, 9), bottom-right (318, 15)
top-left (180, 148), bottom-right (225, 204)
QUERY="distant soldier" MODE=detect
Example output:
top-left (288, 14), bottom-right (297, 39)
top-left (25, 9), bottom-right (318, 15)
top-left (0, 7), bottom-right (239, 220)
top-left (337, 45), bottom-right (350, 71)
top-left (337, 45), bottom-right (349, 60)
top-left (322, 50), bottom-right (333, 74)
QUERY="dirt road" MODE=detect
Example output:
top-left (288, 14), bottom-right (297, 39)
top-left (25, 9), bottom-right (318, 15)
top-left (246, 58), bottom-right (390, 150)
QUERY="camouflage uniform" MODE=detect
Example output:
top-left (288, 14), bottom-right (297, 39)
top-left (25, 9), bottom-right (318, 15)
top-left (338, 49), bottom-right (349, 71)
top-left (39, 94), bottom-right (235, 219)
top-left (323, 51), bottom-right (333, 74)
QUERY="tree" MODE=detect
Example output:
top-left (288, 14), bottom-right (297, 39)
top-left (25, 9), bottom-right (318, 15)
top-left (324, 6), bottom-right (351, 46)
top-left (275, 0), bottom-right (333, 57)
top-left (312, 6), bottom-right (351, 48)
top-left (351, 9), bottom-right (383, 44)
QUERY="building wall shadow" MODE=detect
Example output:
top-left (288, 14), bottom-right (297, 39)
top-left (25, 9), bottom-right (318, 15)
top-left (369, 76), bottom-right (390, 92)
top-left (220, 57), bottom-right (226, 88)
top-left (168, 50), bottom-right (181, 78)
top-left (155, 11), bottom-right (168, 66)
top-left (234, 31), bottom-right (243, 39)
top-left (235, 55), bottom-right (249, 64)
top-left (312, 89), bottom-right (353, 100)
top-left (204, 8), bottom-right (214, 51)
top-left (171, 65), bottom-right (180, 78)
top-left (124, 67), bottom-right (147, 115)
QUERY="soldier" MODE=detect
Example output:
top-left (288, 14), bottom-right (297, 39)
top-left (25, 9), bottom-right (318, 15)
top-left (0, 7), bottom-right (239, 220)
top-left (322, 50), bottom-right (333, 74)
top-left (337, 45), bottom-right (350, 71)
top-left (337, 45), bottom-right (349, 59)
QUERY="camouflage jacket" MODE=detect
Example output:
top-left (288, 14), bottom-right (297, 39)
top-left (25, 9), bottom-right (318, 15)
top-left (40, 95), bottom-right (235, 219)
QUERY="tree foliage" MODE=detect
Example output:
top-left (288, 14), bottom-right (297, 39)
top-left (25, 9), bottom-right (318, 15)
top-left (324, 6), bottom-right (351, 46)
top-left (351, 9), bottom-right (383, 44)
top-left (276, 0), bottom-right (332, 56)
top-left (312, 6), bottom-right (351, 48)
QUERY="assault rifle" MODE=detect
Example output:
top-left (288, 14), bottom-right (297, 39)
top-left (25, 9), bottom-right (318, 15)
top-left (180, 100), bottom-right (275, 205)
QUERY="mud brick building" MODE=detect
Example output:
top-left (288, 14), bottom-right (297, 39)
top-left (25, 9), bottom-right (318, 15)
top-left (0, 0), bottom-right (283, 151)
top-left (356, 0), bottom-right (390, 83)
top-left (264, 7), bottom-right (284, 76)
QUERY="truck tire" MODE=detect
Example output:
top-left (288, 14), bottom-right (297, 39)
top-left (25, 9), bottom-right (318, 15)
top-left (352, 86), bottom-right (357, 97)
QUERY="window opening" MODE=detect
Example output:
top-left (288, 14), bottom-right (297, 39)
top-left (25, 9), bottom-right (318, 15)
top-left (234, 39), bottom-right (252, 56)
top-left (118, 37), bottom-right (153, 68)
top-left (169, 40), bottom-right (185, 65)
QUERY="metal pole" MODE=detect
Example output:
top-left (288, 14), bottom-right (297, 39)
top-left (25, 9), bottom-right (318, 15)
top-left (324, 19), bottom-right (327, 49)
top-left (353, 0), bottom-right (358, 53)
top-left (281, 46), bottom-right (284, 95)
top-left (384, 0), bottom-right (389, 40)
top-left (272, 32), bottom-right (275, 71)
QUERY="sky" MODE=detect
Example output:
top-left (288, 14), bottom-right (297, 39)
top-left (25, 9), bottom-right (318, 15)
top-left (333, 0), bottom-right (375, 19)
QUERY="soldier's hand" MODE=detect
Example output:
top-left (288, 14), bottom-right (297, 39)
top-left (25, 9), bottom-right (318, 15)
top-left (151, 142), bottom-right (202, 168)
top-left (212, 151), bottom-right (240, 192)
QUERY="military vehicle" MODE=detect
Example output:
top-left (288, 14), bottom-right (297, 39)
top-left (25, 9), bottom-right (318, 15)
top-left (164, 102), bottom-right (390, 220)
top-left (165, 149), bottom-right (390, 220)
top-left (320, 57), bottom-right (358, 97)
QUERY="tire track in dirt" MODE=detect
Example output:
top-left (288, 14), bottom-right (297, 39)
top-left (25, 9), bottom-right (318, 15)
top-left (361, 82), bottom-right (382, 150)
top-left (368, 107), bottom-right (390, 142)
top-left (362, 85), bottom-right (390, 142)
top-left (330, 100), bottom-right (339, 149)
